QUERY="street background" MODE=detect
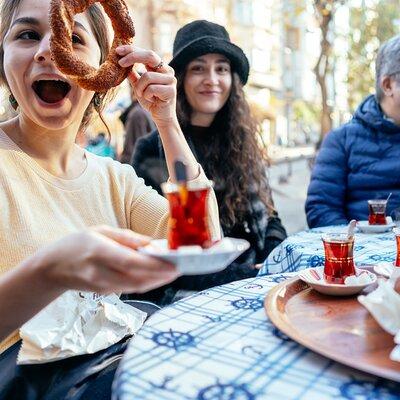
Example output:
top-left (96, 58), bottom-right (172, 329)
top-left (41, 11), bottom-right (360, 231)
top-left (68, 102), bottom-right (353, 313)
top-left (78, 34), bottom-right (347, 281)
top-left (270, 157), bottom-right (311, 234)
top-left (1, 0), bottom-right (399, 233)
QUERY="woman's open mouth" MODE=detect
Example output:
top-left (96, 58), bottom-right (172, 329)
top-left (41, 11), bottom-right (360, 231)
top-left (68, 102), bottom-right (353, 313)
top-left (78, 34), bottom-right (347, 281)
top-left (32, 80), bottom-right (71, 104)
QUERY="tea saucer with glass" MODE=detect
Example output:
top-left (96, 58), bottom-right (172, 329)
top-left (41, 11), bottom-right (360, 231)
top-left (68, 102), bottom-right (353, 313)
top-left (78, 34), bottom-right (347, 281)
top-left (357, 197), bottom-right (395, 233)
top-left (299, 267), bottom-right (377, 296)
top-left (139, 161), bottom-right (250, 275)
top-left (299, 228), bottom-right (377, 295)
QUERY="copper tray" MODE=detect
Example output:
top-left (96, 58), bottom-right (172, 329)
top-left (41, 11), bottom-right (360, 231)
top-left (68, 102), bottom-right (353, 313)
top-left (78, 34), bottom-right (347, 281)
top-left (265, 277), bottom-right (400, 382)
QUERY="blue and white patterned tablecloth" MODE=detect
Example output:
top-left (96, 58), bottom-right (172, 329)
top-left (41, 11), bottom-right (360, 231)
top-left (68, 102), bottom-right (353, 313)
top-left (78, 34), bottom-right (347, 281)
top-left (113, 273), bottom-right (400, 400)
top-left (260, 226), bottom-right (397, 276)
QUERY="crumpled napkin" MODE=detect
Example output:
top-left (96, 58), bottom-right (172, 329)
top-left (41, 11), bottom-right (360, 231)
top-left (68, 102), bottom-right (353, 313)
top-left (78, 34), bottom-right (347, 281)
top-left (358, 268), bottom-right (400, 362)
top-left (18, 291), bottom-right (146, 364)
top-left (345, 272), bottom-right (375, 286)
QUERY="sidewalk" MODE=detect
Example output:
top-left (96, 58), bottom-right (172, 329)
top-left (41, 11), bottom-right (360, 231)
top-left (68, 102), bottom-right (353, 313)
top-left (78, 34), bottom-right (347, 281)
top-left (268, 144), bottom-right (315, 164)
top-left (268, 158), bottom-right (311, 234)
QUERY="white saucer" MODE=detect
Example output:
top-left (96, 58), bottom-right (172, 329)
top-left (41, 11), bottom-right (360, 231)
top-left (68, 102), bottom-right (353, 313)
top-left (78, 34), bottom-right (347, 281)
top-left (139, 237), bottom-right (249, 275)
top-left (299, 267), bottom-right (377, 296)
top-left (357, 217), bottom-right (395, 233)
top-left (374, 262), bottom-right (395, 278)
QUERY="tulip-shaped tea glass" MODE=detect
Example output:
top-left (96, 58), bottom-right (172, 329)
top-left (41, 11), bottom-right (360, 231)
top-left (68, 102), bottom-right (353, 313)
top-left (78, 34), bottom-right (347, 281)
top-left (368, 199), bottom-right (388, 225)
top-left (393, 228), bottom-right (400, 267)
top-left (322, 233), bottom-right (356, 284)
top-left (161, 181), bottom-right (212, 250)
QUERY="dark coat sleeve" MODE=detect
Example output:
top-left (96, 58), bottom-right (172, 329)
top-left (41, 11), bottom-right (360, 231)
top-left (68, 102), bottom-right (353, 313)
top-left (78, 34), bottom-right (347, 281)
top-left (263, 215), bottom-right (287, 258)
top-left (120, 106), bottom-right (156, 164)
top-left (262, 181), bottom-right (287, 260)
top-left (131, 131), bottom-right (168, 195)
top-left (305, 127), bottom-right (349, 228)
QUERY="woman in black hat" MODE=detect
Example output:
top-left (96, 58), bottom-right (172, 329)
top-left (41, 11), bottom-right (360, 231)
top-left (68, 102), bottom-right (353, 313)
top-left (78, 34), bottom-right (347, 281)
top-left (131, 20), bottom-right (287, 303)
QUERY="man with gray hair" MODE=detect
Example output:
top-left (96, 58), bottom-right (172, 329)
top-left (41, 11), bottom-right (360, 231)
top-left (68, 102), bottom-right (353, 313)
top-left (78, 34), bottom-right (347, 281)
top-left (375, 35), bottom-right (400, 120)
top-left (306, 35), bottom-right (400, 228)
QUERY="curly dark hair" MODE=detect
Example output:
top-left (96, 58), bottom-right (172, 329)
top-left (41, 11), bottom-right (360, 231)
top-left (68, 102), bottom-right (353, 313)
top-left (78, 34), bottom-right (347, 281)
top-left (176, 70), bottom-right (275, 228)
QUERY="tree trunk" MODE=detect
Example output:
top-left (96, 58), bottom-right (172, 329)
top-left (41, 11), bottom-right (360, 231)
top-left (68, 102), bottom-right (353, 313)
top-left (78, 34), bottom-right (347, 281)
top-left (314, 2), bottom-right (335, 139)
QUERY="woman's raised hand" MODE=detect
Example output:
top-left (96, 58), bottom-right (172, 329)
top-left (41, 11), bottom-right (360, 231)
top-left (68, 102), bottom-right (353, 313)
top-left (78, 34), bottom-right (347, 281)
top-left (116, 45), bottom-right (177, 127)
top-left (35, 226), bottom-right (179, 294)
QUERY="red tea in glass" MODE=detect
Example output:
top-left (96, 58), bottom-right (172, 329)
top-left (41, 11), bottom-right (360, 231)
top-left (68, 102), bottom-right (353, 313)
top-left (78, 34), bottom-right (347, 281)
top-left (394, 228), bottom-right (400, 267)
top-left (322, 233), bottom-right (355, 284)
top-left (162, 182), bottom-right (211, 250)
top-left (368, 200), bottom-right (387, 225)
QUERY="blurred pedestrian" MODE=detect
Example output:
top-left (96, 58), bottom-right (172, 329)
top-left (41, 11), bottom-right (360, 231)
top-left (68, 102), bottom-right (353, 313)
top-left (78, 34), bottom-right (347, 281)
top-left (119, 81), bottom-right (155, 164)
top-left (132, 20), bottom-right (287, 304)
top-left (306, 35), bottom-right (400, 228)
top-left (86, 132), bottom-right (116, 159)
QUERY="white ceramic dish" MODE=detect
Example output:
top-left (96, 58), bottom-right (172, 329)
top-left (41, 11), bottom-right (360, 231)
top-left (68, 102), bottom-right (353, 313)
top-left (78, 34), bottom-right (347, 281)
top-left (139, 237), bottom-right (250, 275)
top-left (357, 217), bottom-right (395, 234)
top-left (298, 267), bottom-right (377, 296)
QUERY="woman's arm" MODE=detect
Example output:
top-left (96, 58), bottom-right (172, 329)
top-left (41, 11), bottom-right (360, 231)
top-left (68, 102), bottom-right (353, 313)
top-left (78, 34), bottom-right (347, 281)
top-left (117, 46), bottom-right (222, 240)
top-left (0, 226), bottom-right (178, 342)
top-left (0, 255), bottom-right (63, 341)
top-left (117, 46), bottom-right (199, 181)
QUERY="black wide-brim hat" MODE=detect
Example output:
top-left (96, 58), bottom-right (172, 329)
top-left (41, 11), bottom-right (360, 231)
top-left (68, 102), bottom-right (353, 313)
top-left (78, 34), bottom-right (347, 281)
top-left (169, 20), bottom-right (250, 85)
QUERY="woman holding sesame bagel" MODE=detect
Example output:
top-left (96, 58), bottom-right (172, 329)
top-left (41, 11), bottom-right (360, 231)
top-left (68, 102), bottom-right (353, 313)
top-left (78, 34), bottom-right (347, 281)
top-left (0, 0), bottom-right (220, 398)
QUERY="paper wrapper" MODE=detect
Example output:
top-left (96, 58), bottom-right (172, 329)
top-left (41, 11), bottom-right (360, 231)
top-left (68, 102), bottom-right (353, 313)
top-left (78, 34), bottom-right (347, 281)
top-left (18, 291), bottom-right (146, 364)
top-left (358, 268), bottom-right (400, 362)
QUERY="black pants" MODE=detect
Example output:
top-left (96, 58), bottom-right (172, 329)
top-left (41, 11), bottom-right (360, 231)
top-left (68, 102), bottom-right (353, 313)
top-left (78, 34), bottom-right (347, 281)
top-left (0, 300), bottom-right (159, 400)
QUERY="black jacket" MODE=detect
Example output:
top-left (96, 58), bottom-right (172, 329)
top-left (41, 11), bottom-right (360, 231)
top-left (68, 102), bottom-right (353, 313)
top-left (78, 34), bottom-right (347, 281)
top-left (131, 126), bottom-right (287, 304)
top-left (119, 101), bottom-right (155, 164)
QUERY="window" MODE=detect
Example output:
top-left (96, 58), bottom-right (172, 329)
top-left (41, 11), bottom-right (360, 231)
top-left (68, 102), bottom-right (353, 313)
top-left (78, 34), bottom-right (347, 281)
top-left (233, 0), bottom-right (253, 26)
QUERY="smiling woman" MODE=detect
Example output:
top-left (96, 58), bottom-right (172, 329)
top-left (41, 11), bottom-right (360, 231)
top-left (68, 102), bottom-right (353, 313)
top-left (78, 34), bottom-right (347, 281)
top-left (0, 0), bottom-right (111, 133)
top-left (131, 20), bottom-right (287, 305)
top-left (0, 0), bottom-right (220, 398)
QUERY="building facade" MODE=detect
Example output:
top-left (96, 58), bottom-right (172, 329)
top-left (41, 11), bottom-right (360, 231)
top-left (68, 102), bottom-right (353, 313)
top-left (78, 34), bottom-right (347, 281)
top-left (126, 0), bottom-right (344, 146)
top-left (127, 0), bottom-right (284, 144)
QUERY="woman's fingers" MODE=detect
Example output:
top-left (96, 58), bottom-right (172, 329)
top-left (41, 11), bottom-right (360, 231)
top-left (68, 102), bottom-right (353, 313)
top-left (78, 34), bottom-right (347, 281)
top-left (117, 46), bottom-right (166, 71)
top-left (117, 267), bottom-right (179, 293)
top-left (128, 69), bottom-right (140, 84)
top-left (77, 262), bottom-right (178, 294)
top-left (119, 250), bottom-right (177, 275)
top-left (86, 232), bottom-right (176, 275)
top-left (133, 72), bottom-right (175, 98)
top-left (41, 229), bottom-right (179, 295)
top-left (99, 262), bottom-right (179, 294)
top-left (141, 85), bottom-right (176, 104)
top-left (92, 225), bottom-right (150, 250)
top-left (117, 45), bottom-right (178, 123)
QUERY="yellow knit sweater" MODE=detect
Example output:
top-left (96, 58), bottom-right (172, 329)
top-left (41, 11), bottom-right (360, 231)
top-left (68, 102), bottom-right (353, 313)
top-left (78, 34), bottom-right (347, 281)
top-left (0, 128), bottom-right (220, 354)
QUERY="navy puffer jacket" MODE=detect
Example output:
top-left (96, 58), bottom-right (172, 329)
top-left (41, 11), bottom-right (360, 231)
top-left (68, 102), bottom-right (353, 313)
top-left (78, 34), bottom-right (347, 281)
top-left (306, 95), bottom-right (400, 228)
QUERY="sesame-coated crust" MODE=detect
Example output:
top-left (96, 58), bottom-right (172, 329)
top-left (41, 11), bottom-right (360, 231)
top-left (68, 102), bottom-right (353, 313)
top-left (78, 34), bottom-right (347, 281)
top-left (49, 0), bottom-right (135, 92)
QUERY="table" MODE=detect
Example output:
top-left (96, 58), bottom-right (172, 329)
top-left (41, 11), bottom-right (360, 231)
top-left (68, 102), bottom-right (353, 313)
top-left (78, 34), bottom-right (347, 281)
top-left (113, 273), bottom-right (400, 400)
top-left (260, 226), bottom-right (397, 276)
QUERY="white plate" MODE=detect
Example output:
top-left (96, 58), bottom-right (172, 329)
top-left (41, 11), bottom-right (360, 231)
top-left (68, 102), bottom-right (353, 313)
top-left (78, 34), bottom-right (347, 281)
top-left (139, 237), bottom-right (250, 275)
top-left (298, 267), bottom-right (377, 296)
top-left (357, 217), bottom-right (395, 233)
top-left (374, 262), bottom-right (395, 278)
